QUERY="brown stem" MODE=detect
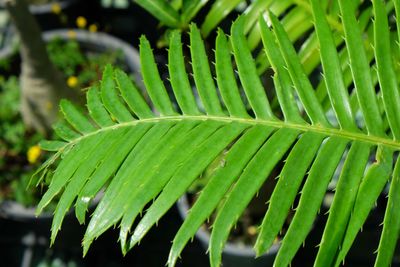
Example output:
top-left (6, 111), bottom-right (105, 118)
top-left (5, 0), bottom-right (79, 135)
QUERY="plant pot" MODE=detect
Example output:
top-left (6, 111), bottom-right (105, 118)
top-left (176, 195), bottom-right (280, 267)
top-left (0, 200), bottom-right (86, 267)
top-left (42, 29), bottom-right (141, 81)
top-left (0, 28), bottom-right (141, 80)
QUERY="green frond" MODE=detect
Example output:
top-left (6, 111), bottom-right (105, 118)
top-left (274, 137), bottom-right (348, 267)
top-left (373, 0), bottom-right (400, 140)
top-left (168, 30), bottom-right (201, 116)
top-left (52, 120), bottom-right (80, 141)
top-left (210, 127), bottom-right (300, 267)
top-left (169, 125), bottom-right (274, 266)
top-left (189, 24), bottom-right (225, 116)
top-left (255, 132), bottom-right (324, 255)
top-left (230, 17), bottom-right (275, 120)
top-left (200, 0), bottom-right (243, 37)
top-left (115, 69), bottom-right (154, 119)
top-left (34, 3), bottom-right (400, 266)
top-left (133, 0), bottom-right (182, 28)
top-left (335, 146), bottom-right (393, 266)
top-left (101, 65), bottom-right (134, 122)
top-left (375, 157), bottom-right (400, 266)
top-left (139, 36), bottom-right (177, 116)
top-left (314, 141), bottom-right (371, 266)
top-left (39, 140), bottom-right (68, 151)
top-left (215, 29), bottom-right (250, 118)
top-left (338, 0), bottom-right (384, 136)
top-left (181, 0), bottom-right (210, 23)
top-left (259, 16), bottom-right (303, 123)
top-left (309, 0), bottom-right (355, 131)
top-left (59, 100), bottom-right (96, 134)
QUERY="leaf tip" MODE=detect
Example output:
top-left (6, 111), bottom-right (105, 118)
top-left (82, 238), bottom-right (93, 257)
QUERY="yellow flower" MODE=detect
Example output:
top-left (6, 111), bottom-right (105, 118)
top-left (76, 16), bottom-right (87, 29)
top-left (67, 76), bottom-right (78, 88)
top-left (67, 30), bottom-right (77, 39)
top-left (46, 101), bottom-right (53, 110)
top-left (51, 3), bottom-right (61, 14)
top-left (27, 145), bottom-right (41, 164)
top-left (88, 24), bottom-right (98, 33)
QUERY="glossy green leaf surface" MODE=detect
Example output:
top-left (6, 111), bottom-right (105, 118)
top-left (34, 4), bottom-right (400, 266)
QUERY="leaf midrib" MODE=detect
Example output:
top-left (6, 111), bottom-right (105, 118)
top-left (62, 115), bottom-right (400, 151)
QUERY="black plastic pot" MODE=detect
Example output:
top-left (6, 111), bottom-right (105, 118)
top-left (176, 195), bottom-right (280, 267)
top-left (0, 200), bottom-right (86, 267)
top-left (0, 199), bottom-right (190, 267)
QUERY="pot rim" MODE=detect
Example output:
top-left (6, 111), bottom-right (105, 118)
top-left (0, 200), bottom-right (53, 221)
top-left (0, 29), bottom-right (142, 81)
top-left (42, 29), bottom-right (142, 83)
top-left (0, 190), bottom-right (104, 222)
top-left (29, 0), bottom-right (78, 14)
top-left (0, 0), bottom-right (77, 14)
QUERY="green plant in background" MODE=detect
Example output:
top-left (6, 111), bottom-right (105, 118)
top-left (0, 75), bottom-right (47, 206)
top-left (33, 0), bottom-right (400, 267)
top-left (46, 36), bottom-right (124, 89)
top-left (47, 38), bottom-right (86, 78)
